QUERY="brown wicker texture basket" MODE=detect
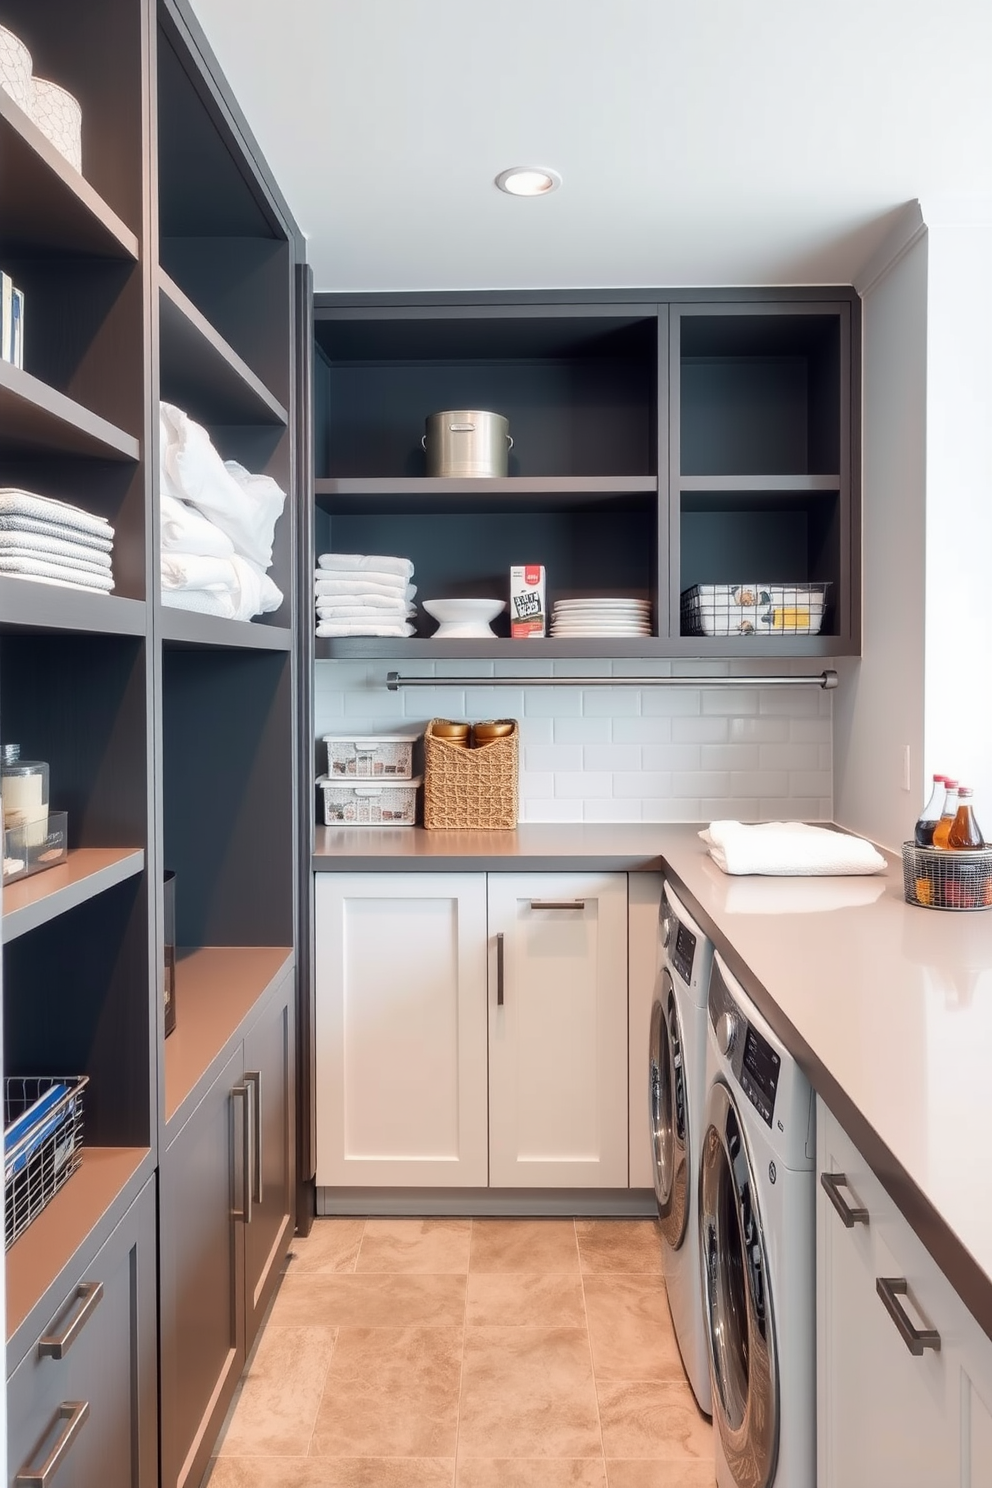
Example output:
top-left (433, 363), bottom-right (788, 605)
top-left (423, 719), bottom-right (518, 829)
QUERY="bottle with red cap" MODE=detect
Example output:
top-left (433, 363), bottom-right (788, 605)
top-left (914, 773), bottom-right (948, 847)
top-left (931, 780), bottom-right (960, 850)
top-left (947, 787), bottom-right (985, 850)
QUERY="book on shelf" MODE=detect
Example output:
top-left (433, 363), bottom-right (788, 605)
top-left (1, 272), bottom-right (25, 369)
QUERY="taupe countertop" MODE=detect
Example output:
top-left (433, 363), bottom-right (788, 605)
top-left (314, 821), bottom-right (992, 1341)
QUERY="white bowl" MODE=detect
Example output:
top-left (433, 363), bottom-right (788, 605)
top-left (0, 25), bottom-right (32, 112)
top-left (30, 76), bottom-right (82, 172)
top-left (423, 598), bottom-right (506, 639)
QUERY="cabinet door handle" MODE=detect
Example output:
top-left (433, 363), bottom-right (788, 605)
top-left (528, 900), bottom-right (586, 910)
top-left (246, 1069), bottom-right (263, 1204)
top-left (15, 1400), bottom-right (90, 1485)
top-left (496, 932), bottom-right (504, 1007)
top-left (233, 1083), bottom-right (253, 1225)
top-left (820, 1171), bottom-right (869, 1228)
top-left (876, 1277), bottom-right (941, 1355)
top-left (38, 1281), bottom-right (104, 1359)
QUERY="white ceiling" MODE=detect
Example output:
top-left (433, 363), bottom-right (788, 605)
top-left (188, 0), bottom-right (992, 295)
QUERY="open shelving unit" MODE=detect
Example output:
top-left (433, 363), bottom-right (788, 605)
top-left (1, 0), bottom-right (302, 1479)
top-left (312, 290), bottom-right (860, 662)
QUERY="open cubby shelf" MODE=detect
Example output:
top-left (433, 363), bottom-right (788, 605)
top-left (159, 271), bottom-right (289, 427)
top-left (0, 361), bottom-right (140, 462)
top-left (2, 848), bottom-right (145, 944)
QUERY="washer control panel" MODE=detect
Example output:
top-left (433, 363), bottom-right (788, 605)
top-left (670, 920), bottom-right (696, 986)
top-left (739, 1024), bottom-right (780, 1127)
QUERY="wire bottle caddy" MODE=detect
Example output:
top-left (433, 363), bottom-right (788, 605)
top-left (902, 843), bottom-right (992, 911)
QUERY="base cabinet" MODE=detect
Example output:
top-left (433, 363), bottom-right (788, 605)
top-left (7, 1177), bottom-right (158, 1488)
top-left (817, 1100), bottom-right (992, 1488)
top-left (314, 871), bottom-right (628, 1191)
top-left (159, 972), bottom-right (295, 1488)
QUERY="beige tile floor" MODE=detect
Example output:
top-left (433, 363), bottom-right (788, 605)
top-left (206, 1216), bottom-right (715, 1488)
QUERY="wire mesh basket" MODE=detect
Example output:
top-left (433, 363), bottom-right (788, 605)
top-left (681, 582), bottom-right (831, 637)
top-left (4, 1075), bottom-right (87, 1249)
top-left (902, 843), bottom-right (992, 911)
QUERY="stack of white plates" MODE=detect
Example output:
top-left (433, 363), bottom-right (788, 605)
top-left (550, 598), bottom-right (652, 637)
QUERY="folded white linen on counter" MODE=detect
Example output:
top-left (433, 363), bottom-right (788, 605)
top-left (0, 531), bottom-right (112, 571)
top-left (0, 513), bottom-right (115, 552)
top-left (160, 552), bottom-right (283, 621)
top-left (314, 577), bottom-right (416, 600)
top-left (317, 553), bottom-right (414, 580)
top-left (0, 489), bottom-right (114, 544)
top-left (700, 820), bottom-right (887, 877)
top-left (315, 620), bottom-right (415, 638)
top-left (0, 553), bottom-right (114, 591)
top-left (160, 493), bottom-right (235, 558)
top-left (159, 404), bottom-right (285, 569)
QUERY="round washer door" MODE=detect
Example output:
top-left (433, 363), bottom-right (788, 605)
top-left (648, 968), bottom-right (689, 1247)
top-left (699, 1079), bottom-right (778, 1488)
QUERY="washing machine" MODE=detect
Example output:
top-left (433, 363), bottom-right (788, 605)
top-left (648, 879), bottom-right (713, 1414)
top-left (700, 951), bottom-right (816, 1488)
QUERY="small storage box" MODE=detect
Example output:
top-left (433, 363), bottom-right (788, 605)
top-left (2, 811), bottom-right (68, 885)
top-left (5, 1074), bottom-right (87, 1249)
top-left (318, 775), bottom-right (420, 826)
top-left (322, 734), bottom-right (418, 779)
top-left (681, 582), bottom-right (831, 637)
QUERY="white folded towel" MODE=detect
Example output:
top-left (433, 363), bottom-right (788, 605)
top-left (317, 553), bottom-right (414, 580)
top-left (314, 577), bottom-right (415, 600)
top-left (316, 597), bottom-right (414, 617)
top-left (160, 404), bottom-right (285, 569)
top-left (0, 553), bottom-right (114, 591)
top-left (0, 531), bottom-right (112, 571)
top-left (0, 514), bottom-right (114, 553)
top-left (161, 552), bottom-right (283, 622)
top-left (700, 820), bottom-right (887, 877)
top-left (160, 493), bottom-right (235, 558)
top-left (0, 489), bottom-right (114, 543)
top-left (316, 620), bottom-right (415, 638)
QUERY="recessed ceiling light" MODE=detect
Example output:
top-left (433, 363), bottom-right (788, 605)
top-left (495, 166), bottom-right (562, 197)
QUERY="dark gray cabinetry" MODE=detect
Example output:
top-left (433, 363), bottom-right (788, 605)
top-left (312, 290), bottom-right (859, 660)
top-left (159, 965), bottom-right (295, 1488)
top-left (7, 1177), bottom-right (158, 1488)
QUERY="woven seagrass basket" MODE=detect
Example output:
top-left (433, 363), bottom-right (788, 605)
top-left (423, 719), bottom-right (518, 829)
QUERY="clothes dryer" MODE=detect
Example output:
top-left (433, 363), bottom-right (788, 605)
top-left (700, 951), bottom-right (816, 1488)
top-left (648, 879), bottom-right (713, 1414)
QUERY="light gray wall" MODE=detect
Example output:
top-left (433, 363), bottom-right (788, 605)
top-left (834, 233), bottom-right (928, 851)
top-left (316, 658), bottom-right (833, 824)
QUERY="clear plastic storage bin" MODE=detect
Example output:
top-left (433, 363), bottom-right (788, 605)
top-left (322, 734), bottom-right (418, 779)
top-left (318, 775), bottom-right (421, 826)
top-left (681, 582), bottom-right (831, 637)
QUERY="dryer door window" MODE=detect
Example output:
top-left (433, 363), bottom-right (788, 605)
top-left (700, 1080), bottom-right (779, 1488)
top-left (649, 971), bottom-right (689, 1248)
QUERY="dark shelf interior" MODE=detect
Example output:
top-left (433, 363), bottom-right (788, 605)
top-left (679, 312), bottom-right (841, 477)
top-left (316, 508), bottom-right (659, 638)
top-left (162, 647), bottom-right (293, 947)
top-left (0, 0), bottom-right (145, 238)
top-left (2, 877), bottom-right (151, 1148)
top-left (159, 274), bottom-right (288, 427)
top-left (314, 312), bottom-right (658, 479)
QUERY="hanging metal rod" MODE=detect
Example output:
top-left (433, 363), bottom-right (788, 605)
top-left (387, 669), bottom-right (838, 691)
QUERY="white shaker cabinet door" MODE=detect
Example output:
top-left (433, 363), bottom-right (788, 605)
top-left (817, 1100), bottom-right (957, 1488)
top-left (487, 872), bottom-right (628, 1189)
top-left (314, 873), bottom-right (489, 1186)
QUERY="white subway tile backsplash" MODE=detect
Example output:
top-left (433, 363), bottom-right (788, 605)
top-left (317, 660), bottom-right (833, 824)
top-left (554, 771), bottom-right (614, 798)
top-left (758, 742), bottom-right (821, 772)
top-left (554, 716), bottom-right (612, 745)
top-left (583, 744), bottom-right (641, 773)
top-left (671, 716), bottom-right (730, 744)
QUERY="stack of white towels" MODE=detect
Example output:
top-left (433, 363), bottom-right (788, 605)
top-left (0, 489), bottom-right (115, 592)
top-left (315, 553), bottom-right (417, 638)
top-left (160, 402), bottom-right (286, 622)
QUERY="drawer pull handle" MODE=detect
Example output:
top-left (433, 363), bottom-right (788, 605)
top-left (233, 1083), bottom-right (253, 1225)
top-left (38, 1282), bottom-right (104, 1359)
top-left (15, 1400), bottom-right (90, 1485)
top-left (528, 900), bottom-right (586, 910)
top-left (876, 1276), bottom-right (941, 1355)
top-left (496, 932), bottom-right (504, 1007)
top-left (246, 1069), bottom-right (263, 1203)
top-left (821, 1171), bottom-right (869, 1228)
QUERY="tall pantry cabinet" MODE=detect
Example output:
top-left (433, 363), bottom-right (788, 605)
top-left (0, 1), bottom-right (303, 1484)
